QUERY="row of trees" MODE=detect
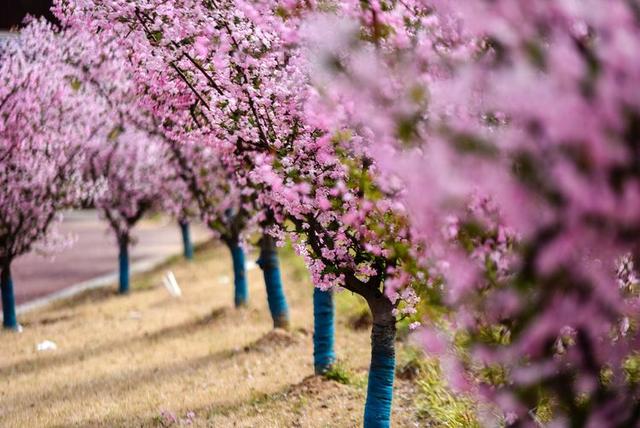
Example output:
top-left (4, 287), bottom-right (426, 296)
top-left (0, 17), bottom-right (293, 327)
top-left (2, 0), bottom-right (639, 426)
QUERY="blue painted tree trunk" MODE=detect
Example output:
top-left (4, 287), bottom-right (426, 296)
top-left (118, 237), bottom-right (130, 294)
top-left (357, 288), bottom-right (397, 428)
top-left (180, 221), bottom-right (194, 261)
top-left (313, 288), bottom-right (336, 374)
top-left (1, 263), bottom-right (18, 330)
top-left (227, 240), bottom-right (248, 307)
top-left (363, 321), bottom-right (396, 428)
top-left (257, 234), bottom-right (289, 329)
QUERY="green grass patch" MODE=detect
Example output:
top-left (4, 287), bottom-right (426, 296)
top-left (397, 347), bottom-right (481, 428)
top-left (320, 360), bottom-right (367, 390)
top-left (323, 361), bottom-right (355, 385)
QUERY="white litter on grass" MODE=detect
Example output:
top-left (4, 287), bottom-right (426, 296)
top-left (36, 340), bottom-right (57, 352)
top-left (162, 271), bottom-right (182, 297)
top-left (129, 311), bottom-right (142, 320)
top-left (217, 275), bottom-right (231, 285)
top-left (245, 260), bottom-right (258, 271)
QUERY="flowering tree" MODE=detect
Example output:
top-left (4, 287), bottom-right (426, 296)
top-left (0, 20), bottom-right (95, 330)
top-left (56, 0), bottom-right (297, 327)
top-left (86, 127), bottom-right (174, 294)
top-left (163, 134), bottom-right (255, 307)
top-left (57, 2), bottom-right (428, 426)
top-left (25, 13), bottom-right (177, 297)
top-left (302, 0), bottom-right (640, 425)
top-left (156, 155), bottom-right (196, 261)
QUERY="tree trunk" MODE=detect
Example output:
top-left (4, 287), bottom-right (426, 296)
top-left (224, 236), bottom-right (248, 307)
top-left (179, 220), bottom-right (194, 261)
top-left (257, 234), bottom-right (289, 329)
top-left (313, 287), bottom-right (336, 374)
top-left (363, 291), bottom-right (396, 428)
top-left (1, 260), bottom-right (18, 330)
top-left (118, 234), bottom-right (130, 294)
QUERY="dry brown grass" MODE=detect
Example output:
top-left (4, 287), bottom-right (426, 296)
top-left (0, 242), bottom-right (421, 427)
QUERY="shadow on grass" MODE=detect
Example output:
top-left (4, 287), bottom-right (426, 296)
top-left (50, 373), bottom-right (353, 427)
top-left (0, 306), bottom-right (232, 379)
top-left (3, 343), bottom-right (239, 413)
top-left (48, 382), bottom-right (295, 428)
top-left (40, 286), bottom-right (122, 314)
top-left (2, 326), bottom-right (301, 415)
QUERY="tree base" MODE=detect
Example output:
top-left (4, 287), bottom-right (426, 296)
top-left (314, 363), bottom-right (334, 376)
top-left (2, 323), bottom-right (23, 333)
top-left (273, 315), bottom-right (290, 330)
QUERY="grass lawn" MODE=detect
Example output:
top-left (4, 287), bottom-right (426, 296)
top-left (0, 241), bottom-right (423, 427)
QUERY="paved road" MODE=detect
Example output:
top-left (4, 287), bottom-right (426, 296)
top-left (8, 210), bottom-right (210, 306)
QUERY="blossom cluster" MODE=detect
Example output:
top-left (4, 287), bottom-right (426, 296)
top-left (300, 0), bottom-right (640, 425)
top-left (0, 20), bottom-right (96, 263)
top-left (58, 0), bottom-right (426, 316)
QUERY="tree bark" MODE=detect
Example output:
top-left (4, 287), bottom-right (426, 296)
top-left (179, 220), bottom-right (194, 261)
top-left (223, 234), bottom-right (249, 307)
top-left (257, 233), bottom-right (289, 329)
top-left (118, 233), bottom-right (130, 294)
top-left (313, 288), bottom-right (336, 374)
top-left (1, 259), bottom-right (18, 330)
top-left (362, 282), bottom-right (396, 428)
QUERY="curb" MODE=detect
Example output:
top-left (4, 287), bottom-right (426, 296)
top-left (4, 237), bottom-right (214, 320)
top-left (14, 255), bottom-right (169, 316)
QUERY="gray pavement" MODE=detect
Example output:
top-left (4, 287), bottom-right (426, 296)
top-left (8, 210), bottom-right (210, 307)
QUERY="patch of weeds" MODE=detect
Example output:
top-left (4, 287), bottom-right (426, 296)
top-left (398, 347), bottom-right (482, 428)
top-left (409, 344), bottom-right (557, 426)
top-left (324, 362), bottom-right (353, 385)
top-left (322, 361), bottom-right (367, 390)
top-left (323, 361), bottom-right (355, 385)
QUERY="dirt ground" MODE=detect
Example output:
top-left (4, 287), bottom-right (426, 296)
top-left (0, 242), bottom-right (422, 427)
